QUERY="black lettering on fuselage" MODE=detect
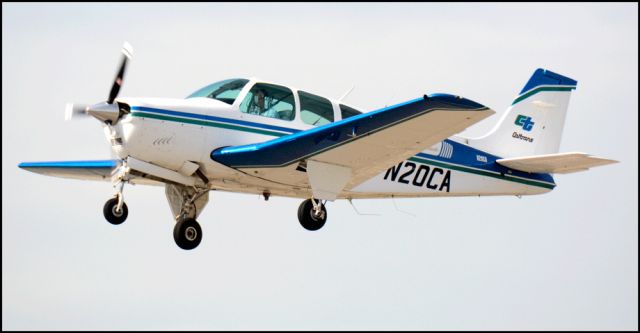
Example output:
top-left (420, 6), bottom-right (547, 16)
top-left (426, 168), bottom-right (443, 189)
top-left (383, 161), bottom-right (452, 192)
top-left (398, 162), bottom-right (416, 184)
top-left (439, 170), bottom-right (451, 192)
top-left (412, 164), bottom-right (430, 186)
top-left (383, 162), bottom-right (403, 181)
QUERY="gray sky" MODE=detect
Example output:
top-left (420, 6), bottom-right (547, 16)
top-left (2, 3), bottom-right (637, 330)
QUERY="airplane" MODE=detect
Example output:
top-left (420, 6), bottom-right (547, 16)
top-left (19, 42), bottom-right (618, 250)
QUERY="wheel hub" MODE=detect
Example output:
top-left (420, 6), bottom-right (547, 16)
top-left (112, 205), bottom-right (123, 217)
top-left (185, 226), bottom-right (198, 241)
top-left (311, 208), bottom-right (325, 221)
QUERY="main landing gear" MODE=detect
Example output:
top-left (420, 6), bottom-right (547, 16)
top-left (173, 217), bottom-right (202, 250)
top-left (298, 198), bottom-right (327, 231)
top-left (165, 184), bottom-right (209, 250)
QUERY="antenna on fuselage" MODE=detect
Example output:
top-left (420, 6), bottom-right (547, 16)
top-left (347, 198), bottom-right (380, 216)
top-left (391, 195), bottom-right (416, 218)
top-left (338, 84), bottom-right (355, 102)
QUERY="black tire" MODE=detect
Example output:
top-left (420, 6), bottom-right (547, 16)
top-left (173, 218), bottom-right (202, 250)
top-left (103, 197), bottom-right (128, 225)
top-left (297, 199), bottom-right (327, 231)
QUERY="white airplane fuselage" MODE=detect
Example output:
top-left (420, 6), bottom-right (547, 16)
top-left (110, 80), bottom-right (555, 200)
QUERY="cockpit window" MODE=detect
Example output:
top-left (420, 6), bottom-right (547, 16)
top-left (239, 83), bottom-right (296, 121)
top-left (186, 78), bottom-right (249, 105)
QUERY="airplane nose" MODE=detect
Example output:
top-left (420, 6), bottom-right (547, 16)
top-left (86, 102), bottom-right (121, 124)
top-left (64, 42), bottom-right (133, 125)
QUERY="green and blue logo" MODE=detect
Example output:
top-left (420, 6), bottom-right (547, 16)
top-left (515, 115), bottom-right (535, 131)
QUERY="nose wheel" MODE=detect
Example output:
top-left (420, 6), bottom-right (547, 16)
top-left (103, 197), bottom-right (128, 225)
top-left (298, 198), bottom-right (327, 231)
top-left (173, 218), bottom-right (202, 250)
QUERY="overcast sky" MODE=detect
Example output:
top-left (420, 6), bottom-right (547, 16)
top-left (2, 3), bottom-right (637, 330)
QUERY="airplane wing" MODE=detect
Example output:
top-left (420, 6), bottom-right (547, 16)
top-left (18, 160), bottom-right (164, 185)
top-left (19, 160), bottom-right (119, 181)
top-left (496, 152), bottom-right (618, 174)
top-left (211, 93), bottom-right (495, 200)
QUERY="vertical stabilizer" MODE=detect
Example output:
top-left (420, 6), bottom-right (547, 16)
top-left (468, 68), bottom-right (577, 158)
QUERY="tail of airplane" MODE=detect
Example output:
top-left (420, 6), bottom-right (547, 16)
top-left (468, 68), bottom-right (577, 158)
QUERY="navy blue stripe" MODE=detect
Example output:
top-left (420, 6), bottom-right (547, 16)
top-left (416, 140), bottom-right (555, 185)
top-left (131, 106), bottom-right (299, 134)
top-left (18, 160), bottom-right (118, 168)
top-left (519, 68), bottom-right (578, 95)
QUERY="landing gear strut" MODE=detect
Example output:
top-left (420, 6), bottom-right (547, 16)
top-left (165, 184), bottom-right (209, 250)
top-left (298, 198), bottom-right (327, 231)
top-left (104, 163), bottom-right (129, 225)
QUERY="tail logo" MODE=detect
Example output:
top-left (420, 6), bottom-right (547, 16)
top-left (515, 115), bottom-right (535, 131)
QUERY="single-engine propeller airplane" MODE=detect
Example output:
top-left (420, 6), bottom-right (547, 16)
top-left (19, 42), bottom-right (618, 250)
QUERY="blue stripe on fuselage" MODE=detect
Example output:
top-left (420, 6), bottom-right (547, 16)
top-left (131, 106), bottom-right (300, 134)
top-left (416, 139), bottom-right (555, 185)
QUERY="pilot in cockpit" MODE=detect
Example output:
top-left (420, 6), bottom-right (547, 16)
top-left (255, 88), bottom-right (278, 118)
top-left (254, 89), bottom-right (266, 114)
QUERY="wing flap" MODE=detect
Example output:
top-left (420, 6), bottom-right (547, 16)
top-left (496, 152), bottom-right (618, 174)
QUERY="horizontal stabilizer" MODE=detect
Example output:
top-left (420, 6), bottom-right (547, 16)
top-left (496, 152), bottom-right (618, 174)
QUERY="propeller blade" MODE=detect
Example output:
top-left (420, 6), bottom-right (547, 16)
top-left (107, 42), bottom-right (134, 104)
top-left (65, 103), bottom-right (90, 120)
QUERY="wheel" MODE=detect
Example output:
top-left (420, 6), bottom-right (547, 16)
top-left (297, 199), bottom-right (327, 231)
top-left (103, 197), bottom-right (128, 225)
top-left (173, 218), bottom-right (202, 250)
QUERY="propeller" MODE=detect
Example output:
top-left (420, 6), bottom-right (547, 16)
top-left (66, 42), bottom-right (134, 124)
top-left (108, 41), bottom-right (133, 104)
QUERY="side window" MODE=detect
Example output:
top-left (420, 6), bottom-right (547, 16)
top-left (340, 104), bottom-right (362, 120)
top-left (299, 91), bottom-right (335, 126)
top-left (239, 83), bottom-right (296, 121)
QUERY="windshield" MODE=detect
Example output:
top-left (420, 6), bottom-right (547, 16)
top-left (186, 78), bottom-right (249, 105)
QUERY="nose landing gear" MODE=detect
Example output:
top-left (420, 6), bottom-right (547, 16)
top-left (104, 163), bottom-right (129, 225)
top-left (103, 196), bottom-right (128, 225)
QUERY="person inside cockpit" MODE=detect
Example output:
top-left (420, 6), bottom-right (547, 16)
top-left (254, 88), bottom-right (266, 114)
